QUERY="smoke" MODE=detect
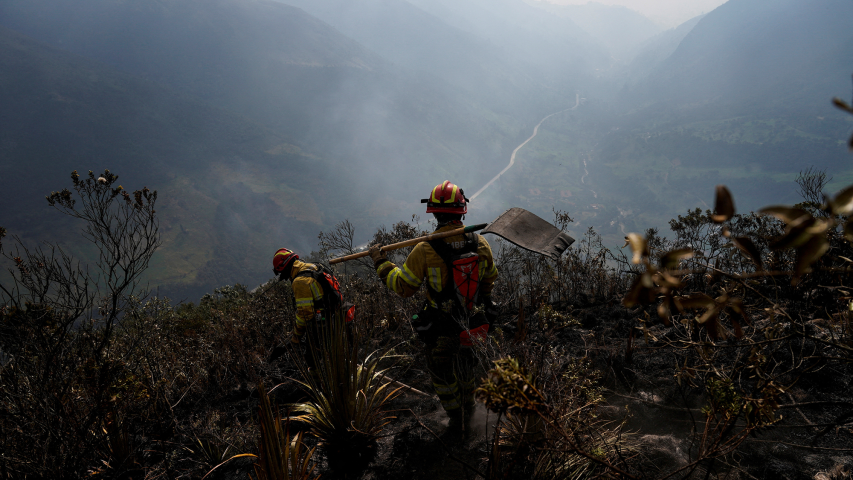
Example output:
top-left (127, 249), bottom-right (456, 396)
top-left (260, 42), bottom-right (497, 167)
top-left (2, 0), bottom-right (850, 299)
top-left (467, 402), bottom-right (501, 440)
top-left (538, 0), bottom-right (728, 27)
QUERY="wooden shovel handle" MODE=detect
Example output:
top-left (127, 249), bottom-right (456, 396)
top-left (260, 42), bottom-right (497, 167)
top-left (329, 223), bottom-right (487, 265)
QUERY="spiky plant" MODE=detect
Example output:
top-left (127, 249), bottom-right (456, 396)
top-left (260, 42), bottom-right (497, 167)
top-left (253, 382), bottom-right (318, 480)
top-left (290, 314), bottom-right (399, 464)
top-left (204, 382), bottom-right (318, 480)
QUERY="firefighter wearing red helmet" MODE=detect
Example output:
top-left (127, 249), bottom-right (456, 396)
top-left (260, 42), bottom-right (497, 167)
top-left (272, 248), bottom-right (319, 344)
top-left (271, 248), bottom-right (353, 366)
top-left (368, 180), bottom-right (499, 430)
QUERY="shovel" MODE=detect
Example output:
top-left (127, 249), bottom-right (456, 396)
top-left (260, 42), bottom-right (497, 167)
top-left (329, 207), bottom-right (574, 264)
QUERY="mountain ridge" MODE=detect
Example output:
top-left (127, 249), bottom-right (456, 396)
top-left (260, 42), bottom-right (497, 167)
top-left (641, 0), bottom-right (853, 109)
top-left (274, 0), bottom-right (549, 115)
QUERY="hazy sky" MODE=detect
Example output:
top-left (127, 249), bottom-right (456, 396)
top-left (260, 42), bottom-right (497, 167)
top-left (540, 0), bottom-right (729, 27)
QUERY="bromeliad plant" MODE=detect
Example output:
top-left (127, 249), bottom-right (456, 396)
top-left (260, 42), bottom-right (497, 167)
top-left (204, 381), bottom-right (318, 480)
top-left (290, 313), bottom-right (400, 464)
top-left (252, 382), bottom-right (318, 480)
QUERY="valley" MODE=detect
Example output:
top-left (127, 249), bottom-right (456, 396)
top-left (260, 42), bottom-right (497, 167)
top-left (1, 0), bottom-right (852, 298)
top-left (469, 93), bottom-right (581, 202)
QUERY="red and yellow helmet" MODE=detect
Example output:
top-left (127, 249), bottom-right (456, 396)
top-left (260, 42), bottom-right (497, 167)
top-left (422, 180), bottom-right (468, 214)
top-left (272, 248), bottom-right (299, 275)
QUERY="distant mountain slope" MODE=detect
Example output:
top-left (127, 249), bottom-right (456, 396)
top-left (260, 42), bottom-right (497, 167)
top-left (0, 0), bottom-right (393, 144)
top-left (0, 0), bottom-right (385, 105)
top-left (641, 0), bottom-right (853, 109)
top-left (527, 1), bottom-right (663, 63)
top-left (404, 0), bottom-right (610, 85)
top-left (0, 0), bottom-right (525, 198)
top-left (0, 26), bottom-right (360, 299)
top-left (275, 0), bottom-right (548, 116)
top-left (625, 14), bottom-right (704, 81)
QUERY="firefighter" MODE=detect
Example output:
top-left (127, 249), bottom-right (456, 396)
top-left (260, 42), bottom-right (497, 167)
top-left (271, 248), bottom-right (353, 369)
top-left (368, 180), bottom-right (498, 429)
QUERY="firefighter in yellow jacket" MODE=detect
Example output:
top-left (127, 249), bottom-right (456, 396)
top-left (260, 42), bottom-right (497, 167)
top-left (369, 180), bottom-right (498, 427)
top-left (272, 248), bottom-right (353, 368)
top-left (273, 248), bottom-right (323, 344)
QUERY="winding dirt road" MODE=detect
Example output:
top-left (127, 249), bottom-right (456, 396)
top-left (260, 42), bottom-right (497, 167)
top-left (469, 93), bottom-right (580, 201)
top-left (352, 94), bottom-right (582, 248)
top-left (581, 158), bottom-right (597, 198)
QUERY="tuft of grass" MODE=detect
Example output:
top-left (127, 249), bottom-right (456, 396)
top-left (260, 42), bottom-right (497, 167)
top-left (188, 435), bottom-right (233, 469)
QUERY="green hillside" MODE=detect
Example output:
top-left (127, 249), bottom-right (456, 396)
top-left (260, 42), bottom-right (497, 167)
top-left (562, 0), bottom-right (853, 240)
top-left (0, 26), bottom-right (358, 299)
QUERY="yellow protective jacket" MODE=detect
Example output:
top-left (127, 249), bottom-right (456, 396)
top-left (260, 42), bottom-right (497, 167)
top-left (376, 223), bottom-right (498, 309)
top-left (290, 260), bottom-right (324, 337)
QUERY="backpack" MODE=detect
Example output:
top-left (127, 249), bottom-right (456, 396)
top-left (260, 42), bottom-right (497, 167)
top-left (294, 264), bottom-right (355, 324)
top-left (426, 233), bottom-right (489, 346)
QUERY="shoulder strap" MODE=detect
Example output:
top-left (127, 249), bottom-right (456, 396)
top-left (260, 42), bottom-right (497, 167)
top-left (296, 264), bottom-right (343, 306)
top-left (466, 233), bottom-right (479, 253)
top-left (427, 237), bottom-right (451, 263)
top-left (294, 263), bottom-right (317, 279)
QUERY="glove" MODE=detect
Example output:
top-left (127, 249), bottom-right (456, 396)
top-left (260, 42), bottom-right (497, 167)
top-left (290, 332), bottom-right (303, 345)
top-left (369, 244), bottom-right (389, 267)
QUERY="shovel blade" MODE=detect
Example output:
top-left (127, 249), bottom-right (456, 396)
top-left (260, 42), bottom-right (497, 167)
top-left (481, 208), bottom-right (575, 260)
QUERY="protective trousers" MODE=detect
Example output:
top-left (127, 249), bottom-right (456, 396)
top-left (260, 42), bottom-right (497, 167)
top-left (425, 335), bottom-right (477, 417)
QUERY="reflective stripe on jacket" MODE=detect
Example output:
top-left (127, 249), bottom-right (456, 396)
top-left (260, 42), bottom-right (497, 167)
top-left (376, 224), bottom-right (498, 307)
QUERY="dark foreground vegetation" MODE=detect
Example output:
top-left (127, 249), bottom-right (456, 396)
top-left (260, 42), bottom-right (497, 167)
top-left (4, 156), bottom-right (853, 479)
